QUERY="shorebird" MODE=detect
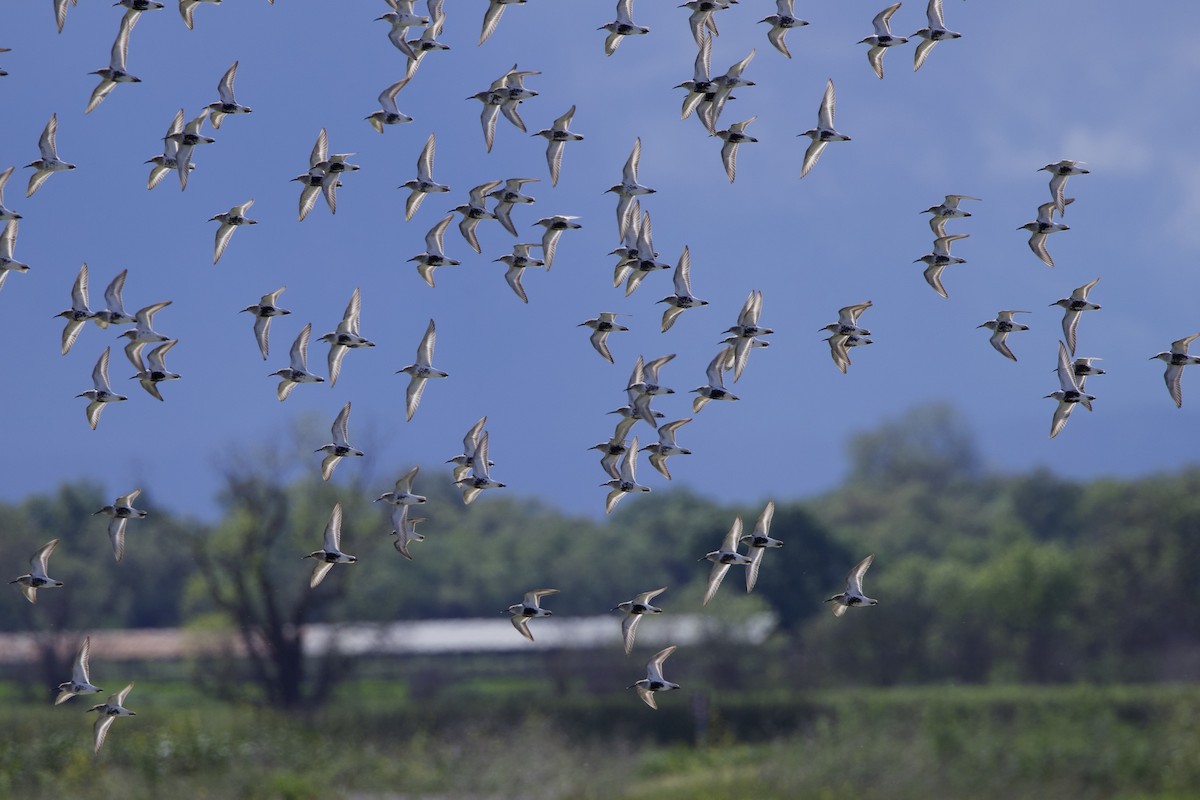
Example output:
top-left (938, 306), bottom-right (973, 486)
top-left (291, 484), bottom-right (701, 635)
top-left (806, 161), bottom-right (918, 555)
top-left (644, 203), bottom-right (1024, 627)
top-left (495, 243), bottom-right (546, 303)
top-left (480, 0), bottom-right (526, 46)
top-left (978, 310), bottom-right (1030, 361)
top-left (692, 345), bottom-right (738, 412)
top-left (826, 333), bottom-right (872, 374)
top-left (467, 72), bottom-right (509, 153)
top-left (0, 219), bottom-right (27, 291)
top-left (206, 61), bottom-right (252, 128)
top-left (1048, 340), bottom-right (1095, 437)
top-left (316, 402), bottom-right (364, 481)
top-left (701, 517), bottom-right (754, 605)
top-left (56, 263), bottom-right (94, 355)
top-left (741, 501), bottom-right (782, 592)
top-left (600, 0), bottom-right (650, 56)
top-left (94, 489), bottom-right (147, 562)
top-left (119, 300), bottom-right (172, 370)
top-left (629, 645), bottom-right (679, 709)
top-left (1052, 277), bottom-right (1101, 355)
top-left (724, 290), bottom-right (772, 380)
top-left (86, 13), bottom-right (140, 114)
top-left (1151, 333), bottom-right (1200, 408)
top-left (800, 79), bottom-right (850, 178)
top-left (210, 199), bottom-right (256, 265)
top-left (607, 138), bottom-right (656, 240)
top-left (611, 204), bottom-right (647, 275)
top-left (859, 3), bottom-right (908, 79)
top-left (131, 339), bottom-right (180, 401)
top-left (179, 0), bottom-right (221, 30)
top-left (376, 466), bottom-right (427, 506)
top-left (603, 436), bottom-right (651, 514)
top-left (1070, 357), bottom-right (1106, 387)
top-left (760, 0), bottom-right (808, 59)
top-left (1040, 160), bottom-right (1089, 217)
top-left (819, 300), bottom-right (873, 339)
top-left (241, 287), bottom-right (290, 360)
top-left (489, 177), bottom-right (539, 237)
top-left (447, 416), bottom-right (491, 484)
top-left (398, 319), bottom-right (448, 421)
top-left (613, 587), bottom-right (667, 654)
top-left (923, 194), bottom-right (979, 237)
top-left (658, 246), bottom-right (708, 332)
top-left (579, 312), bottom-right (629, 364)
top-left (457, 431), bottom-right (505, 504)
top-left (675, 33), bottom-right (715, 121)
top-left (912, 0), bottom-right (961, 71)
top-left (0, 166), bottom-right (21, 220)
top-left (271, 322), bottom-right (324, 400)
top-left (507, 588), bottom-right (557, 642)
top-left (400, 133), bottom-right (450, 221)
top-left (409, 214), bottom-right (461, 287)
top-left (827, 554), bottom-right (878, 616)
top-left (26, 113), bottom-right (76, 197)
top-left (533, 106), bottom-right (584, 187)
top-left (699, 49), bottom-right (756, 134)
top-left (319, 287), bottom-right (375, 387)
top-left (1020, 200), bottom-right (1071, 268)
top-left (92, 270), bottom-right (135, 328)
top-left (452, 180), bottom-right (503, 253)
top-left (496, 66), bottom-right (539, 134)
top-left (55, 636), bottom-right (102, 705)
top-left (714, 116), bottom-right (758, 182)
top-left (377, 0), bottom-right (429, 60)
top-left (590, 431), bottom-right (630, 481)
top-left (87, 682), bottom-right (135, 754)
top-left (167, 110), bottom-right (215, 191)
top-left (915, 233), bottom-right (969, 299)
top-left (292, 168), bottom-right (339, 222)
top-left (532, 215), bottom-right (581, 269)
top-left (305, 503), bottom-right (356, 588)
top-left (11, 538), bottom-right (63, 604)
top-left (642, 419), bottom-right (692, 480)
top-left (680, 1), bottom-right (733, 48)
top-left (146, 109), bottom-right (193, 190)
top-left (389, 504), bottom-right (427, 561)
top-left (619, 211), bottom-right (672, 296)
top-left (628, 353), bottom-right (676, 401)
top-left (403, 0), bottom-right (449, 79)
top-left (78, 348), bottom-right (127, 430)
top-left (307, 128), bottom-right (359, 215)
top-left (366, 78), bottom-right (413, 133)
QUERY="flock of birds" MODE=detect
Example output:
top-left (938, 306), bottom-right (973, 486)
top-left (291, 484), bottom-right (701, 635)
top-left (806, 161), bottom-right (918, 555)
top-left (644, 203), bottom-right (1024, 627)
top-left (2, 0), bottom-right (1197, 750)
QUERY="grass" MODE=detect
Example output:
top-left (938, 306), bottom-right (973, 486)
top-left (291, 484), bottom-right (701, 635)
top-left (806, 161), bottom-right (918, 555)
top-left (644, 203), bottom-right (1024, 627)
top-left (3, 683), bottom-right (1200, 799)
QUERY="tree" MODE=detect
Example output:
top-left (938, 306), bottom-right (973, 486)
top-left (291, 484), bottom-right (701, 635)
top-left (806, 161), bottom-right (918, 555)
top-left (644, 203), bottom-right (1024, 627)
top-left (187, 435), bottom-right (380, 709)
top-left (847, 403), bottom-right (982, 487)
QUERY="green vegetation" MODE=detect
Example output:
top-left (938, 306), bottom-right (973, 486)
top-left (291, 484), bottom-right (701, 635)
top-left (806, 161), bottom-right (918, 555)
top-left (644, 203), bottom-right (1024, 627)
top-left (5, 683), bottom-right (1200, 800)
top-left (2, 405), bottom-right (1199, 796)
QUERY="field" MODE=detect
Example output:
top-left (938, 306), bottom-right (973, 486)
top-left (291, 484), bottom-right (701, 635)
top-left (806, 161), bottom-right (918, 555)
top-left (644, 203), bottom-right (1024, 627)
top-left (4, 681), bottom-right (1200, 800)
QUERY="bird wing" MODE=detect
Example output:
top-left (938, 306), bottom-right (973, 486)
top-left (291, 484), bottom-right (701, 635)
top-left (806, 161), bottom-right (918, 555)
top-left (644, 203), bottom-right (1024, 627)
top-left (291, 322), bottom-right (312, 371)
top-left (324, 503), bottom-right (343, 551)
top-left (405, 376), bottom-right (428, 421)
top-left (621, 614), bottom-right (642, 655)
top-left (703, 561), bottom-right (731, 605)
top-left (108, 517), bottom-right (127, 563)
top-left (847, 554), bottom-right (875, 595)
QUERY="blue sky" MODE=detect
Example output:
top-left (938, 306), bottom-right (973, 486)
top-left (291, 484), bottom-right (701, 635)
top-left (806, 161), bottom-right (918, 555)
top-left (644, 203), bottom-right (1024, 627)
top-left (1, 1), bottom-right (1197, 521)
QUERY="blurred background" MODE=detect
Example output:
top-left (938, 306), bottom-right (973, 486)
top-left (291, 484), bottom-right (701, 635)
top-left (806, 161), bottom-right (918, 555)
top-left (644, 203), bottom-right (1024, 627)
top-left (2, 0), bottom-right (1200, 797)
